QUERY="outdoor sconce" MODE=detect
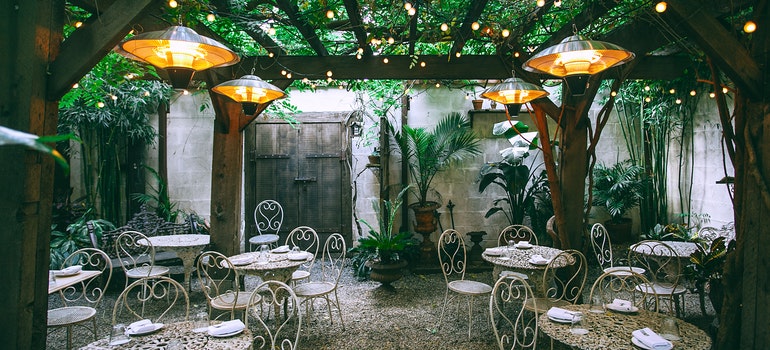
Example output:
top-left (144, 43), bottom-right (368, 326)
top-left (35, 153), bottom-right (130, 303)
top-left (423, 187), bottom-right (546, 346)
top-left (481, 76), bottom-right (549, 116)
top-left (117, 26), bottom-right (240, 89)
top-left (211, 74), bottom-right (286, 115)
top-left (350, 121), bottom-right (363, 137)
top-left (523, 35), bottom-right (634, 95)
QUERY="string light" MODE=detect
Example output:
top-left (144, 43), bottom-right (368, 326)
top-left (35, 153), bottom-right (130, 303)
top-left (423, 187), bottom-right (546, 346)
top-left (143, 91), bottom-right (150, 96)
top-left (404, 2), bottom-right (412, 10)
top-left (383, 58), bottom-right (389, 64)
top-left (471, 22), bottom-right (480, 31)
top-left (281, 70), bottom-right (287, 76)
top-left (455, 52), bottom-right (461, 58)
top-left (388, 37), bottom-right (395, 44)
top-left (74, 21), bottom-right (83, 28)
top-left (435, 83), bottom-right (440, 88)
top-left (111, 95), bottom-right (118, 101)
top-left (441, 23), bottom-right (448, 32)
top-left (286, 73), bottom-right (292, 78)
top-left (655, 2), bottom-right (667, 13)
top-left (465, 94), bottom-right (470, 100)
top-left (610, 91), bottom-right (617, 97)
top-left (356, 54), bottom-right (362, 59)
top-left (97, 101), bottom-right (105, 108)
top-left (514, 52), bottom-right (520, 58)
top-left (408, 7), bottom-right (416, 16)
top-left (326, 10), bottom-right (335, 19)
top-left (168, 0), bottom-right (177, 8)
top-left (420, 61), bottom-right (426, 67)
top-left (554, 0), bottom-right (562, 7)
top-left (644, 97), bottom-right (651, 102)
top-left (326, 70), bottom-right (333, 77)
top-left (722, 87), bottom-right (729, 93)
top-left (182, 90), bottom-right (190, 95)
top-left (669, 88), bottom-right (675, 94)
top-left (644, 85), bottom-right (650, 91)
top-left (268, 52), bottom-right (274, 58)
top-left (268, 27), bottom-right (276, 35)
top-left (675, 98), bottom-right (682, 104)
top-left (206, 13), bottom-right (216, 22)
top-left (302, 78), bottom-right (310, 84)
top-left (536, 0), bottom-right (545, 7)
top-left (72, 83), bottom-right (79, 89)
top-left (709, 92), bottom-right (716, 98)
top-left (689, 90), bottom-right (696, 96)
top-left (326, 77), bottom-right (333, 82)
top-left (501, 29), bottom-right (510, 38)
top-left (744, 21), bottom-right (757, 33)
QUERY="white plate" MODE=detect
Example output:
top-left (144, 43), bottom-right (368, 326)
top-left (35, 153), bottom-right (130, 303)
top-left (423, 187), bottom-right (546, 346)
top-left (528, 259), bottom-right (549, 266)
top-left (55, 266), bottom-right (82, 277)
top-left (515, 245), bottom-right (533, 250)
top-left (209, 328), bottom-right (244, 338)
top-left (606, 304), bottom-right (639, 313)
top-left (631, 336), bottom-right (672, 350)
top-left (126, 323), bottom-right (163, 336)
top-left (287, 253), bottom-right (308, 261)
top-left (548, 316), bottom-right (573, 324)
top-left (496, 256), bottom-right (511, 261)
top-left (484, 249), bottom-right (504, 256)
top-left (605, 266), bottom-right (645, 275)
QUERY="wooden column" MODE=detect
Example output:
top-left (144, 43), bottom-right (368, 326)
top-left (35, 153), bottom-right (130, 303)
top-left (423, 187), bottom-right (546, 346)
top-left (207, 92), bottom-right (244, 256)
top-left (0, 0), bottom-right (61, 348)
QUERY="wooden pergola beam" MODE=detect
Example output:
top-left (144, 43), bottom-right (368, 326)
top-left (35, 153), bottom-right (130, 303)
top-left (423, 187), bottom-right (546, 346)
top-left (230, 55), bottom-right (689, 80)
top-left (665, 0), bottom-right (762, 99)
top-left (46, 0), bottom-right (155, 100)
top-left (210, 0), bottom-right (288, 57)
top-left (275, 0), bottom-right (329, 56)
top-left (342, 0), bottom-right (373, 56)
top-left (448, 0), bottom-right (490, 58)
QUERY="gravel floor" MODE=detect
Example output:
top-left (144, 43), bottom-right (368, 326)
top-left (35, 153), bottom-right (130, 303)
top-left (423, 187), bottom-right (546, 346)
top-left (47, 254), bottom-right (717, 350)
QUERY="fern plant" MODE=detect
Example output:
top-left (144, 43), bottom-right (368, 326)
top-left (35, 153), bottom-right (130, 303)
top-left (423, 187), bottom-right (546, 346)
top-left (591, 160), bottom-right (647, 223)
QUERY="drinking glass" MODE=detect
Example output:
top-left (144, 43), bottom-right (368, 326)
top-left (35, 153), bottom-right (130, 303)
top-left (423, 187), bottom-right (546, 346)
top-left (109, 324), bottom-right (130, 346)
top-left (192, 311), bottom-right (210, 333)
top-left (659, 317), bottom-right (681, 341)
top-left (589, 295), bottom-right (605, 313)
top-left (569, 313), bottom-right (589, 335)
top-left (291, 245), bottom-right (301, 254)
top-left (257, 245), bottom-right (269, 264)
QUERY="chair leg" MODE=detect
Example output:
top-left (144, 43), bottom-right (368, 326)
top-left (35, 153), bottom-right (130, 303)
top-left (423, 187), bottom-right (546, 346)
top-left (334, 290), bottom-right (345, 330)
top-left (437, 289), bottom-right (450, 330)
top-left (66, 325), bottom-right (72, 350)
top-left (466, 296), bottom-right (473, 338)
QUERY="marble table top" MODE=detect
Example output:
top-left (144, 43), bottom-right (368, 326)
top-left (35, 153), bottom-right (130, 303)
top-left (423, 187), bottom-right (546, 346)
top-left (482, 245), bottom-right (566, 270)
top-left (80, 321), bottom-right (252, 350)
top-left (630, 241), bottom-right (698, 258)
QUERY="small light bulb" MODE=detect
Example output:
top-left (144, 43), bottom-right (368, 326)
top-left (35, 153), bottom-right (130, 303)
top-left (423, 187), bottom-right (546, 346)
top-left (404, 2), bottom-right (412, 10)
top-left (168, 0), bottom-right (177, 8)
top-left (326, 70), bottom-right (333, 77)
top-left (408, 7), bottom-right (416, 16)
top-left (709, 92), bottom-right (716, 98)
top-left (143, 91), bottom-right (150, 97)
top-left (383, 58), bottom-right (389, 64)
top-left (111, 95), bottom-right (118, 100)
top-left (471, 22), bottom-right (480, 31)
top-left (655, 2), bottom-right (667, 13)
top-left (669, 88), bottom-right (675, 94)
top-left (690, 90), bottom-right (696, 96)
top-left (644, 85), bottom-right (650, 91)
top-left (420, 61), bottom-right (426, 67)
top-left (326, 77), bottom-right (332, 82)
top-left (554, 0), bottom-right (562, 7)
top-left (357, 47), bottom-right (364, 53)
top-left (455, 52), bottom-right (461, 58)
top-left (610, 91), bottom-right (617, 97)
top-left (388, 37), bottom-right (395, 44)
top-left (537, 0), bottom-right (545, 7)
top-left (268, 52), bottom-right (274, 58)
top-left (744, 21), bottom-right (757, 33)
top-left (644, 97), bottom-right (651, 102)
top-left (514, 52), bottom-right (520, 58)
top-left (72, 83), bottom-right (79, 89)
top-left (722, 87), bottom-right (729, 93)
top-left (206, 13), bottom-right (216, 22)
top-left (326, 10), bottom-right (334, 19)
top-left (356, 54), bottom-right (362, 59)
top-left (74, 21), bottom-right (83, 28)
top-left (281, 70), bottom-right (287, 76)
top-left (501, 29), bottom-right (510, 38)
top-left (675, 98), bottom-right (682, 104)
top-left (465, 94), bottom-right (469, 100)
top-left (435, 83), bottom-right (440, 88)
top-left (268, 27), bottom-right (276, 35)
top-left (338, 85), bottom-right (344, 90)
top-left (97, 101), bottom-right (105, 108)
top-left (441, 23), bottom-right (448, 32)
top-left (286, 73), bottom-right (292, 79)
top-left (302, 78), bottom-right (310, 84)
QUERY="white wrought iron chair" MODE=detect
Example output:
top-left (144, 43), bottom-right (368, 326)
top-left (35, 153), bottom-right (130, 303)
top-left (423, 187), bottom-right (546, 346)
top-left (47, 248), bottom-right (113, 350)
top-left (590, 223), bottom-right (646, 276)
top-left (497, 225), bottom-right (538, 246)
top-left (197, 251), bottom-right (259, 321)
top-left (284, 226), bottom-right (320, 285)
top-left (588, 270), bottom-right (659, 313)
top-left (629, 240), bottom-right (687, 316)
top-left (246, 280), bottom-right (301, 350)
top-left (489, 274), bottom-right (538, 350)
top-left (437, 229), bottom-right (493, 338)
top-left (293, 233), bottom-right (346, 328)
top-left (248, 199), bottom-right (283, 251)
top-left (524, 249), bottom-right (587, 314)
top-left (496, 225), bottom-right (539, 281)
top-left (112, 276), bottom-right (190, 325)
top-left (115, 230), bottom-right (170, 288)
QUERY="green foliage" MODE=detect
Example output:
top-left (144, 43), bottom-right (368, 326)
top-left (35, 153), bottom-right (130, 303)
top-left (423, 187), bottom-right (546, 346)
top-left (478, 154), bottom-right (551, 227)
top-left (644, 223), bottom-right (699, 242)
top-left (131, 166), bottom-right (183, 223)
top-left (685, 236), bottom-right (734, 313)
top-left (49, 209), bottom-right (114, 269)
top-left (392, 112), bottom-right (480, 206)
top-left (591, 160), bottom-right (647, 223)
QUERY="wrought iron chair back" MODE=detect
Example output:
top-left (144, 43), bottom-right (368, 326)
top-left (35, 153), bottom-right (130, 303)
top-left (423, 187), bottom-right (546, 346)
top-left (254, 200), bottom-right (284, 236)
top-left (112, 276), bottom-right (189, 325)
top-left (588, 270), bottom-right (659, 312)
top-left (197, 251), bottom-right (249, 320)
top-left (285, 226), bottom-right (320, 271)
top-left (542, 249), bottom-right (588, 305)
top-left (497, 225), bottom-right (538, 246)
top-left (490, 274), bottom-right (538, 350)
top-left (246, 281), bottom-right (301, 350)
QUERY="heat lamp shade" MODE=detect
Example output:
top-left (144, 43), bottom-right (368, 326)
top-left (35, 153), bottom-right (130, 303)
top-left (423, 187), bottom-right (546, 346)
top-left (481, 77), bottom-right (549, 104)
top-left (523, 35), bottom-right (634, 77)
top-left (212, 75), bottom-right (286, 104)
top-left (118, 26), bottom-right (239, 71)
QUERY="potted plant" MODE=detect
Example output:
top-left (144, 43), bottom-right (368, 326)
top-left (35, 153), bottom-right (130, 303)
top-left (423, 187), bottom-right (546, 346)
top-left (392, 113), bottom-right (480, 249)
top-left (350, 187), bottom-right (417, 285)
top-left (591, 160), bottom-right (646, 242)
top-left (368, 147), bottom-right (381, 165)
top-left (470, 89), bottom-right (484, 110)
top-left (686, 236), bottom-right (733, 316)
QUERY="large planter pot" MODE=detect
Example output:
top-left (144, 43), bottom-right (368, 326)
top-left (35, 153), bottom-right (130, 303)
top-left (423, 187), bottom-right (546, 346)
top-left (410, 202), bottom-right (441, 263)
top-left (366, 260), bottom-right (408, 285)
top-left (604, 218), bottom-right (632, 243)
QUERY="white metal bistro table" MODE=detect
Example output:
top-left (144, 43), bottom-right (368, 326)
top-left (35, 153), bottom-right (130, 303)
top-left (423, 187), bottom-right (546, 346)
top-left (482, 244), bottom-right (566, 297)
top-left (630, 241), bottom-right (699, 258)
top-left (48, 270), bottom-right (102, 295)
top-left (137, 234), bottom-right (210, 291)
top-left (79, 320), bottom-right (252, 350)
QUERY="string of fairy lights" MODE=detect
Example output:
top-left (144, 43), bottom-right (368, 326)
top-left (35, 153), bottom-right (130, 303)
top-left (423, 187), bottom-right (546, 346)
top-left (65, 0), bottom-right (758, 108)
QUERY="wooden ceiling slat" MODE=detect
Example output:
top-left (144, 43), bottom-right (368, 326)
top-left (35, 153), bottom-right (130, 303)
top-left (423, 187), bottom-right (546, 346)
top-left (230, 55), bottom-right (687, 80)
top-left (666, 0), bottom-right (761, 99)
top-left (47, 0), bottom-right (155, 100)
top-left (342, 0), bottom-right (373, 56)
top-left (210, 0), bottom-right (288, 57)
top-left (274, 0), bottom-right (329, 56)
top-left (449, 0), bottom-right (490, 58)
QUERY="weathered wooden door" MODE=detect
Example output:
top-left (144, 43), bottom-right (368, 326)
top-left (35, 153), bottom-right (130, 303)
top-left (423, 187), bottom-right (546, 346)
top-left (244, 112), bottom-right (352, 248)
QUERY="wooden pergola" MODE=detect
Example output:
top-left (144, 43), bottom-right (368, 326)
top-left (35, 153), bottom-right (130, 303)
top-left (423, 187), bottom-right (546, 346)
top-left (1, 0), bottom-right (767, 348)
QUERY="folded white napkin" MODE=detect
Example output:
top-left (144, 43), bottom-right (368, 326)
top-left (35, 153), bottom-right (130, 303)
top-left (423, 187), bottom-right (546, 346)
top-left (228, 256), bottom-right (252, 266)
top-left (530, 254), bottom-right (549, 265)
top-left (287, 252), bottom-right (309, 260)
top-left (208, 319), bottom-right (245, 336)
top-left (515, 241), bottom-right (532, 248)
top-left (271, 245), bottom-right (290, 253)
top-left (609, 298), bottom-right (634, 312)
top-left (632, 327), bottom-right (672, 350)
top-left (127, 319), bottom-right (152, 333)
top-left (546, 307), bottom-right (581, 321)
top-left (484, 247), bottom-right (504, 255)
top-left (55, 265), bottom-right (82, 276)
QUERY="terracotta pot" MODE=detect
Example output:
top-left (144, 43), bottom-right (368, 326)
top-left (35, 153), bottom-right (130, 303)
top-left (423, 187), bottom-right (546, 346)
top-left (410, 202), bottom-right (441, 234)
top-left (368, 155), bottom-right (380, 165)
top-left (472, 99), bottom-right (484, 110)
top-left (604, 218), bottom-right (632, 243)
top-left (366, 260), bottom-right (408, 285)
